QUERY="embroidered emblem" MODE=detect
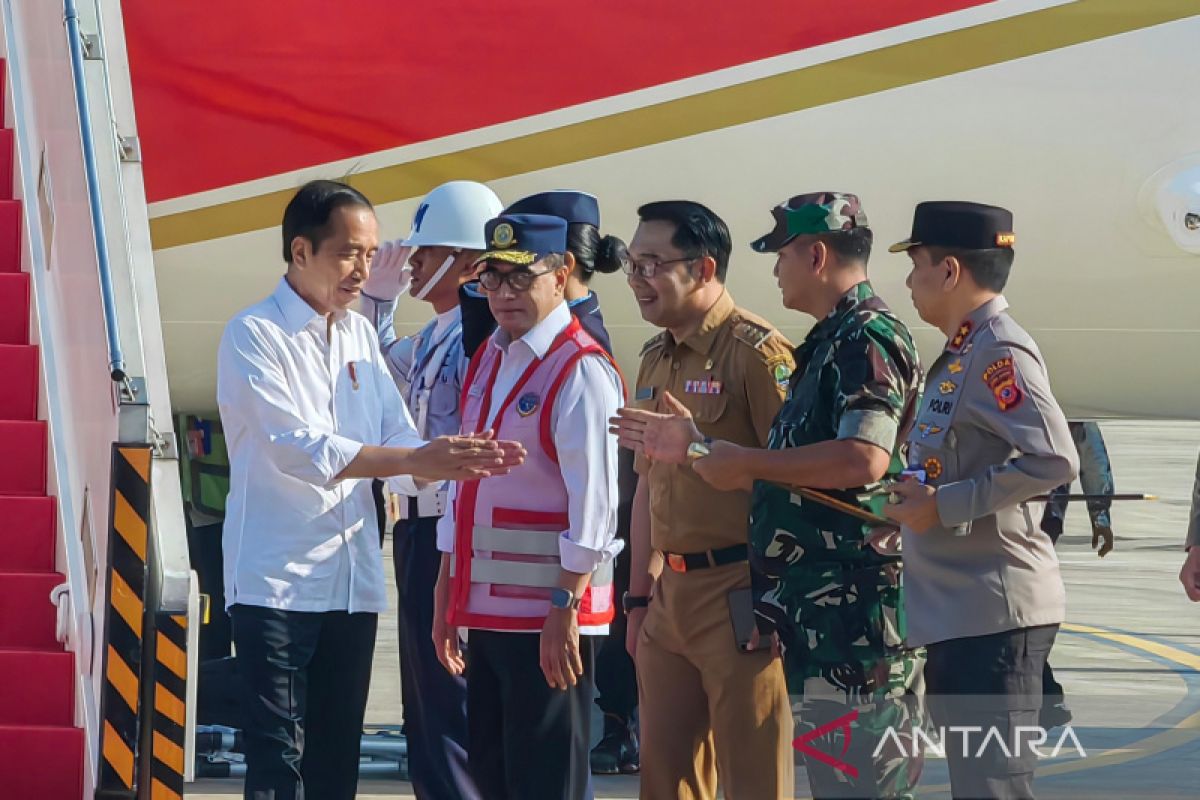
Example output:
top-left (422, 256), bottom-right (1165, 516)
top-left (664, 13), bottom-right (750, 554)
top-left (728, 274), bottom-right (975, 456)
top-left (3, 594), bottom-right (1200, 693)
top-left (516, 391), bottom-right (540, 417)
top-left (773, 362), bottom-right (793, 388)
top-left (995, 232), bottom-right (1016, 247)
top-left (939, 380), bottom-right (956, 395)
top-left (982, 356), bottom-right (1025, 412)
top-left (918, 423), bottom-right (943, 439)
top-left (923, 456), bottom-right (944, 480)
top-left (948, 359), bottom-right (964, 374)
top-left (949, 321), bottom-right (973, 352)
top-left (492, 223), bottom-right (515, 249)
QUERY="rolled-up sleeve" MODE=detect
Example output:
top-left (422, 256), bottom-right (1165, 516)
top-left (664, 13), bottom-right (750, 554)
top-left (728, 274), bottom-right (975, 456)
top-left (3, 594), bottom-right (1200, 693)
top-left (554, 356), bottom-right (625, 574)
top-left (936, 345), bottom-right (1078, 527)
top-left (218, 318), bottom-right (363, 486)
top-left (833, 328), bottom-right (918, 454)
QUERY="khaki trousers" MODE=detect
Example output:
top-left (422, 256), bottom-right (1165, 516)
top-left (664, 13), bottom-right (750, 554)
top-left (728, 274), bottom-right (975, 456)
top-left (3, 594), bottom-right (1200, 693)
top-left (637, 562), bottom-right (794, 800)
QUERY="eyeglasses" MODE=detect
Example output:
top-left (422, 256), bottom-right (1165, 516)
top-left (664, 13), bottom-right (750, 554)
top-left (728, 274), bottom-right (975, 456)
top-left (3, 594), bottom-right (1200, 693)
top-left (621, 256), bottom-right (699, 279)
top-left (477, 266), bottom-right (556, 293)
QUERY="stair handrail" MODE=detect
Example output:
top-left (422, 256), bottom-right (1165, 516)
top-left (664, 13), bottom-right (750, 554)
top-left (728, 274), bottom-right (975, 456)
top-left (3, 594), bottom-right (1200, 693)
top-left (63, 0), bottom-right (125, 382)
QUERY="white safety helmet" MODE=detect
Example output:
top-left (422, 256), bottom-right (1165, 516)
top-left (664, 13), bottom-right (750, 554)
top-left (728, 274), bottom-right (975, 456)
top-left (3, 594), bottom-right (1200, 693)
top-left (401, 180), bottom-right (503, 250)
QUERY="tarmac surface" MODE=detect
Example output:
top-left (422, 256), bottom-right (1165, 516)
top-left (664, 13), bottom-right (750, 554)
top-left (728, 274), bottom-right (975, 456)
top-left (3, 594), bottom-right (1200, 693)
top-left (190, 420), bottom-right (1200, 798)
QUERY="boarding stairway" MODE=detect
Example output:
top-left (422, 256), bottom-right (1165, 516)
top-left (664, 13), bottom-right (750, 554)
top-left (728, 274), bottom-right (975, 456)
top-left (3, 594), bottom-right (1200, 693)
top-left (0, 1), bottom-right (195, 797)
top-left (0, 68), bottom-right (84, 796)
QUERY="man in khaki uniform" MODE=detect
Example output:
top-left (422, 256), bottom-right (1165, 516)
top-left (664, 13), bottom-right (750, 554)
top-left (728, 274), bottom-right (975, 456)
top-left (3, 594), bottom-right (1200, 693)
top-left (614, 200), bottom-right (796, 799)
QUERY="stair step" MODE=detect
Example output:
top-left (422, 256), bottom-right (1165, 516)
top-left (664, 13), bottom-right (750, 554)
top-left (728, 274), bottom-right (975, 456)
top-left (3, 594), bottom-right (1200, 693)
top-left (0, 571), bottom-right (62, 650)
top-left (0, 344), bottom-right (39, 420)
top-left (0, 420), bottom-right (47, 495)
top-left (0, 271), bottom-right (30, 344)
top-left (0, 650), bottom-right (73, 725)
top-left (0, 199), bottom-right (20, 273)
top-left (0, 496), bottom-right (56, 571)
top-left (0, 724), bottom-right (84, 800)
top-left (0, 128), bottom-right (12, 202)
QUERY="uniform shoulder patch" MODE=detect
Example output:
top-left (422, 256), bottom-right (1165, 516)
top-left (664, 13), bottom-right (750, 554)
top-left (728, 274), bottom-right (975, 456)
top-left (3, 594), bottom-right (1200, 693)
top-left (765, 353), bottom-right (793, 388)
top-left (981, 354), bottom-right (1025, 412)
top-left (639, 332), bottom-right (668, 357)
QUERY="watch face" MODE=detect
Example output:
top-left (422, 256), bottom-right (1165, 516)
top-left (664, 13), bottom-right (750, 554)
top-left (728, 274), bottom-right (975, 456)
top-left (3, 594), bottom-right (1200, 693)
top-left (550, 588), bottom-right (573, 609)
top-left (686, 441), bottom-right (711, 460)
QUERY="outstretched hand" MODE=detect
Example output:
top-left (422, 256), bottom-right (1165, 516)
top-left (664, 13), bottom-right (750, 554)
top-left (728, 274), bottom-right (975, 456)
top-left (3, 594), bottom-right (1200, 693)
top-left (609, 391), bottom-right (701, 465)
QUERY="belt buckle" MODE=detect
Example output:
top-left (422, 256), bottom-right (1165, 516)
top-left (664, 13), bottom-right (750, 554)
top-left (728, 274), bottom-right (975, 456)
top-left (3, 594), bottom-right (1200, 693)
top-left (667, 553), bottom-right (687, 573)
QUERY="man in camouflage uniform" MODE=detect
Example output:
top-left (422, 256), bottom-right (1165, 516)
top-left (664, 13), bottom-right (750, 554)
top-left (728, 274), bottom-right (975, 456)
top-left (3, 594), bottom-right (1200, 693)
top-left (621, 193), bottom-right (925, 798)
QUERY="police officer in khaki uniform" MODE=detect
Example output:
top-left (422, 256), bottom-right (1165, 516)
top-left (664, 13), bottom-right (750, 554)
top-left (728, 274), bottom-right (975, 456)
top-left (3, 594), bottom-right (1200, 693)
top-left (882, 201), bottom-right (1078, 800)
top-left (613, 200), bottom-right (796, 799)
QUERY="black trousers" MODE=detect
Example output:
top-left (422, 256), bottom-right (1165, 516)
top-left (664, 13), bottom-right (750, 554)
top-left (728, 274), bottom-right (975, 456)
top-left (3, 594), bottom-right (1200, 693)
top-left (231, 604), bottom-right (377, 800)
top-left (394, 515), bottom-right (478, 799)
top-left (186, 521), bottom-right (232, 660)
top-left (467, 630), bottom-right (596, 800)
top-left (925, 624), bottom-right (1059, 800)
top-left (594, 449), bottom-right (639, 719)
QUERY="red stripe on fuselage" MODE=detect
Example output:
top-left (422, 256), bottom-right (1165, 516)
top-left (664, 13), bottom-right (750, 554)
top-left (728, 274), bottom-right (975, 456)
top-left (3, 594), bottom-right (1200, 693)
top-left (122, 0), bottom-right (989, 202)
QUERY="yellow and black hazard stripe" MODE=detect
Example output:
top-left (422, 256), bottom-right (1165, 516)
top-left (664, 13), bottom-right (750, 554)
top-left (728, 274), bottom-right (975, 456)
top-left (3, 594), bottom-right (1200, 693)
top-left (97, 444), bottom-right (152, 799)
top-left (147, 611), bottom-right (188, 798)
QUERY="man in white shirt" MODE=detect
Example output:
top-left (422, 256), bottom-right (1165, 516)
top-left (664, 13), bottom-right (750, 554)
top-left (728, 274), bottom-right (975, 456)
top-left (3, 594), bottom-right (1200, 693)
top-left (432, 213), bottom-right (623, 799)
top-left (217, 180), bottom-right (523, 800)
top-left (359, 180), bottom-right (502, 800)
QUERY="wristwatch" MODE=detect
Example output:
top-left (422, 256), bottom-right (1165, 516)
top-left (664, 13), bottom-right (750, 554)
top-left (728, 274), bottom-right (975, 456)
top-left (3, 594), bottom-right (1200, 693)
top-left (686, 436), bottom-right (714, 461)
top-left (549, 588), bottom-right (582, 610)
top-left (621, 591), bottom-right (650, 613)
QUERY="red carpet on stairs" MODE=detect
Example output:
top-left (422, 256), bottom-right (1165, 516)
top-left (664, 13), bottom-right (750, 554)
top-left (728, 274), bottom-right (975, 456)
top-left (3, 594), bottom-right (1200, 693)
top-left (0, 60), bottom-right (83, 799)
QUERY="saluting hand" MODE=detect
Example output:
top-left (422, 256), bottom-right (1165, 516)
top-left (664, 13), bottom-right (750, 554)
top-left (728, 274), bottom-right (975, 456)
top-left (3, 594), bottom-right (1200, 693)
top-left (362, 240), bottom-right (413, 301)
top-left (413, 430), bottom-right (525, 481)
top-left (883, 477), bottom-right (941, 534)
top-left (608, 391), bottom-right (701, 464)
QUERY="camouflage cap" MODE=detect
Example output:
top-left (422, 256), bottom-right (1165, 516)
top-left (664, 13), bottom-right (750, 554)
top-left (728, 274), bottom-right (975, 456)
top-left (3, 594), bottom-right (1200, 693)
top-left (751, 192), bottom-right (869, 253)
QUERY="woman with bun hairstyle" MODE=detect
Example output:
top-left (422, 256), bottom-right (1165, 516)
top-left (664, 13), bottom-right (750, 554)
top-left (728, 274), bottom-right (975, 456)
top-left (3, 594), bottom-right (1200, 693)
top-left (460, 190), bottom-right (627, 357)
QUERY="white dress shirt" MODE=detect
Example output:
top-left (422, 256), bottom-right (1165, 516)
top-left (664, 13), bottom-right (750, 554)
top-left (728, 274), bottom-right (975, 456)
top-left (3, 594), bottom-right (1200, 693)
top-left (437, 302), bottom-right (624, 633)
top-left (217, 277), bottom-right (424, 613)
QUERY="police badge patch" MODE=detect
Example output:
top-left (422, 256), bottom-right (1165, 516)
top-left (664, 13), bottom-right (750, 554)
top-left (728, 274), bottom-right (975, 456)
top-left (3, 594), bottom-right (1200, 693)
top-left (516, 391), bottom-right (540, 417)
top-left (982, 356), bottom-right (1024, 412)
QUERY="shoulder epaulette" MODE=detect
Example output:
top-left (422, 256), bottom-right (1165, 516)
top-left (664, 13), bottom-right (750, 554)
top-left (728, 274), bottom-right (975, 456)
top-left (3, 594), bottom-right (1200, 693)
top-left (731, 316), bottom-right (774, 351)
top-left (639, 332), bottom-right (668, 357)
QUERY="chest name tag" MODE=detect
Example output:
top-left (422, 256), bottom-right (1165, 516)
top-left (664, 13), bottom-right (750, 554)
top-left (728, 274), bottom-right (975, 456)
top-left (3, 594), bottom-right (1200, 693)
top-left (684, 379), bottom-right (723, 395)
top-left (635, 386), bottom-right (656, 402)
